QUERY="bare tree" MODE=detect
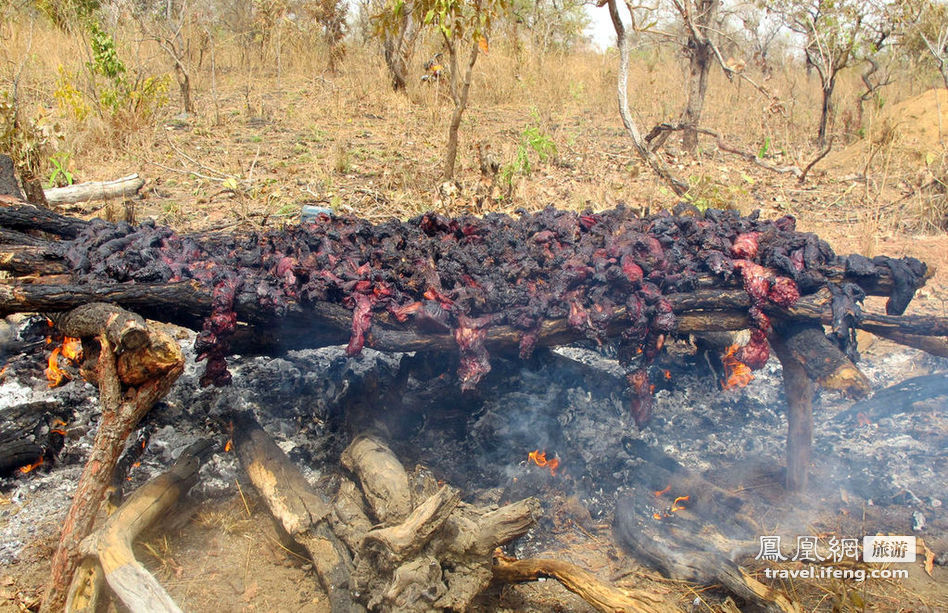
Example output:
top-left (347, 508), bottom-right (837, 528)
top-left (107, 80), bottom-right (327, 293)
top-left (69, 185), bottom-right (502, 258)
top-left (770, 0), bottom-right (890, 146)
top-left (375, 0), bottom-right (508, 179)
top-left (135, 1), bottom-right (209, 114)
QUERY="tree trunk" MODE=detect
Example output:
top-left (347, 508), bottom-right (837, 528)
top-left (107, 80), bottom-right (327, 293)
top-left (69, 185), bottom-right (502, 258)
top-left (442, 41), bottom-right (480, 181)
top-left (382, 9), bottom-right (417, 92)
top-left (679, 0), bottom-right (719, 153)
top-left (174, 62), bottom-right (193, 114)
top-left (817, 75), bottom-right (836, 147)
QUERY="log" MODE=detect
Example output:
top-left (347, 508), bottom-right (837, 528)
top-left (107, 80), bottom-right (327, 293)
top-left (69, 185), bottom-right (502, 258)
top-left (1, 282), bottom-right (944, 361)
top-left (770, 335), bottom-right (815, 492)
top-left (778, 323), bottom-right (871, 397)
top-left (231, 411), bottom-right (360, 613)
top-left (336, 433), bottom-right (539, 611)
top-left (65, 440), bottom-right (211, 613)
top-left (613, 493), bottom-right (799, 613)
top-left (0, 204), bottom-right (89, 238)
top-left (361, 485), bottom-right (461, 570)
top-left (41, 310), bottom-right (184, 613)
top-left (50, 302), bottom-right (149, 352)
top-left (0, 246), bottom-right (69, 275)
top-left (44, 174), bottom-right (145, 206)
top-left (492, 554), bottom-right (675, 613)
top-left (0, 400), bottom-right (71, 476)
top-left (340, 434), bottom-right (412, 524)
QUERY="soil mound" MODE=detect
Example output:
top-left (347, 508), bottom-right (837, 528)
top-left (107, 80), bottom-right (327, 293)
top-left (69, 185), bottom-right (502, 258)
top-left (825, 88), bottom-right (948, 173)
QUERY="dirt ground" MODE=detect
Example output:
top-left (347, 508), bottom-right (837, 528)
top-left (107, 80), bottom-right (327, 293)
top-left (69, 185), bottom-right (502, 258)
top-left (1, 77), bottom-right (946, 612)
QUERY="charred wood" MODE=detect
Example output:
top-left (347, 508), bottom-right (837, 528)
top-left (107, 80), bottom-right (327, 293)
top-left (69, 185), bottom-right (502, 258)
top-left (0, 400), bottom-right (71, 476)
top-left (0, 246), bottom-right (69, 275)
top-left (49, 302), bottom-right (149, 352)
top-left (770, 336), bottom-right (815, 492)
top-left (777, 323), bottom-right (871, 398)
top-left (834, 373), bottom-right (948, 423)
top-left (614, 494), bottom-right (798, 613)
top-left (337, 434), bottom-right (539, 611)
top-left (0, 203), bottom-right (89, 238)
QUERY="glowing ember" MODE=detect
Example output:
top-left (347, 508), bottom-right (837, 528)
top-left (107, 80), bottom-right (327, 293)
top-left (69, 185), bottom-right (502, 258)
top-left (224, 439), bottom-right (233, 453)
top-left (721, 344), bottom-right (753, 390)
top-left (527, 449), bottom-right (559, 476)
top-left (19, 457), bottom-right (44, 474)
top-left (653, 485), bottom-right (672, 497)
top-left (663, 369), bottom-right (672, 381)
top-left (45, 336), bottom-right (83, 388)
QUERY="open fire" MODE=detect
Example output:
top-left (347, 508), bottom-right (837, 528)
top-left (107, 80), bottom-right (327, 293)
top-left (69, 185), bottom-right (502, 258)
top-left (0, 203), bottom-right (945, 611)
top-left (527, 449), bottom-right (559, 476)
top-left (44, 335), bottom-right (82, 388)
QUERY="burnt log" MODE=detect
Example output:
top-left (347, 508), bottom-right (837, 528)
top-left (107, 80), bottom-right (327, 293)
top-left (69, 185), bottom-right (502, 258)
top-left (1, 282), bottom-right (944, 358)
top-left (614, 493), bottom-right (799, 613)
top-left (770, 336), bottom-right (816, 492)
top-left (50, 302), bottom-right (149, 352)
top-left (0, 204), bottom-right (89, 238)
top-left (0, 400), bottom-right (71, 476)
top-left (65, 440), bottom-right (211, 613)
top-left (338, 433), bottom-right (540, 611)
top-left (777, 322), bottom-right (871, 397)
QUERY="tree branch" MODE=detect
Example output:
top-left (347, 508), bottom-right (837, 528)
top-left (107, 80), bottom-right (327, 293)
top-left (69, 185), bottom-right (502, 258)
top-left (608, 0), bottom-right (689, 196)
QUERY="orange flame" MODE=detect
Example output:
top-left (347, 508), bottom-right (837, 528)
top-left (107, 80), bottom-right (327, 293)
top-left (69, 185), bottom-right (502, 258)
top-left (61, 337), bottom-right (82, 362)
top-left (671, 495), bottom-right (690, 512)
top-left (45, 346), bottom-right (66, 387)
top-left (19, 457), bottom-right (44, 474)
top-left (45, 336), bottom-right (83, 388)
top-left (652, 513), bottom-right (663, 520)
top-left (721, 344), bottom-right (753, 390)
top-left (224, 439), bottom-right (233, 453)
top-left (663, 369), bottom-right (672, 381)
top-left (653, 485), bottom-right (672, 497)
top-left (528, 450), bottom-right (559, 476)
